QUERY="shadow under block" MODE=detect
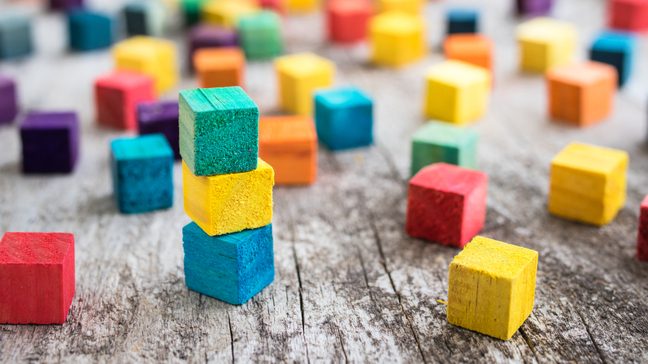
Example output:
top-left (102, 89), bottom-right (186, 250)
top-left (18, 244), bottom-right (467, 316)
top-left (137, 100), bottom-right (180, 159)
top-left (326, 0), bottom-right (373, 44)
top-left (638, 195), bottom-right (648, 261)
top-left (113, 36), bottom-right (178, 94)
top-left (517, 18), bottom-right (577, 73)
top-left (0, 12), bottom-right (33, 60)
top-left (123, 1), bottom-right (165, 37)
top-left (444, 34), bottom-right (493, 73)
top-left (406, 163), bottom-right (488, 247)
top-left (201, 0), bottom-right (259, 28)
top-left (259, 115), bottom-right (317, 185)
top-left (95, 71), bottom-right (156, 130)
top-left (314, 87), bottom-right (373, 151)
top-left (447, 236), bottom-right (538, 340)
top-left (424, 61), bottom-right (490, 124)
top-left (609, 0), bottom-right (648, 32)
top-left (183, 222), bottom-right (274, 305)
top-left (0, 74), bottom-right (18, 124)
top-left (446, 8), bottom-right (479, 35)
top-left (0, 232), bottom-right (75, 324)
top-left (410, 121), bottom-right (478, 176)
top-left (547, 62), bottom-right (617, 127)
top-left (548, 142), bottom-right (628, 226)
top-left (286, 0), bottom-right (318, 12)
top-left (194, 47), bottom-right (245, 88)
top-left (20, 111), bottom-right (79, 174)
top-left (370, 12), bottom-right (425, 68)
top-left (110, 134), bottom-right (174, 214)
top-left (67, 9), bottom-right (113, 51)
top-left (237, 11), bottom-right (282, 60)
top-left (179, 87), bottom-right (259, 176)
top-left (590, 31), bottom-right (636, 87)
top-left (377, 0), bottom-right (423, 14)
top-left (515, 0), bottom-right (553, 16)
top-left (275, 53), bottom-right (335, 115)
top-left (182, 159), bottom-right (274, 236)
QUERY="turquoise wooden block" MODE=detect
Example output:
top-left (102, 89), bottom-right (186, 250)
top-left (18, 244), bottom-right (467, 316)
top-left (589, 31), bottom-right (636, 87)
top-left (238, 11), bottom-right (283, 60)
top-left (314, 87), bottom-right (373, 151)
top-left (68, 9), bottom-right (113, 51)
top-left (410, 121), bottom-right (478, 176)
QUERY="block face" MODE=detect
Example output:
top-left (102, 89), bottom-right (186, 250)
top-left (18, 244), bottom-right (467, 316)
top-left (447, 236), bottom-right (538, 340)
top-left (515, 0), bottom-right (553, 16)
top-left (589, 31), bottom-right (636, 87)
top-left (370, 12), bottom-right (425, 67)
top-left (181, 0), bottom-right (210, 27)
top-left (183, 223), bottom-right (275, 305)
top-left (444, 34), bottom-right (493, 72)
top-left (638, 195), bottom-right (648, 261)
top-left (202, 0), bottom-right (259, 28)
top-left (377, 0), bottom-right (423, 14)
top-left (110, 134), bottom-right (174, 214)
top-left (315, 87), bottom-right (373, 151)
top-left (327, 0), bottom-right (373, 44)
top-left (137, 100), bottom-right (180, 159)
top-left (20, 111), bottom-right (79, 174)
top-left (237, 11), bottom-right (283, 60)
top-left (95, 71), bottom-right (156, 130)
top-left (410, 122), bottom-right (478, 175)
top-left (187, 24), bottom-right (238, 70)
top-left (123, 1), bottom-right (164, 37)
top-left (0, 13), bottom-right (33, 60)
top-left (194, 47), bottom-right (245, 88)
top-left (179, 87), bottom-right (259, 176)
top-left (0, 232), bottom-right (75, 324)
top-left (517, 18), bottom-right (577, 73)
top-left (67, 10), bottom-right (113, 51)
top-left (0, 75), bottom-right (18, 124)
top-left (182, 159), bottom-right (274, 236)
top-left (446, 8), bottom-right (479, 35)
top-left (275, 53), bottom-right (335, 115)
top-left (609, 0), bottom-right (648, 32)
top-left (286, 0), bottom-right (319, 12)
top-left (113, 36), bottom-right (178, 93)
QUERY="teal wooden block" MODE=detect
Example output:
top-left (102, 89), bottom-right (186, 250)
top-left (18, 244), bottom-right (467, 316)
top-left (123, 1), bottom-right (165, 37)
top-left (410, 121), bottom-right (478, 176)
top-left (0, 12), bottom-right (33, 60)
top-left (237, 11), bottom-right (282, 60)
top-left (179, 86), bottom-right (259, 176)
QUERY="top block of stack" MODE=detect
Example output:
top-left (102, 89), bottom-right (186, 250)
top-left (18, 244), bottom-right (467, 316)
top-left (517, 18), bottom-right (577, 73)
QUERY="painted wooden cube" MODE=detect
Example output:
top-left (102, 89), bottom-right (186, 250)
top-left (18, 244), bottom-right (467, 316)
top-left (548, 142), bottom-right (628, 226)
top-left (315, 87), bottom-right (373, 151)
top-left (590, 31), bottom-right (636, 87)
top-left (113, 36), bottom-right (178, 94)
top-left (517, 18), bottom-right (577, 73)
top-left (183, 159), bottom-right (274, 236)
top-left (410, 122), bottom-right (478, 176)
top-left (137, 100), bottom-right (180, 159)
top-left (0, 232), bottom-right (75, 324)
top-left (637, 195), bottom-right (648, 261)
top-left (444, 34), bottom-right (493, 72)
top-left (285, 0), bottom-right (318, 12)
top-left (259, 115), bottom-right (317, 185)
top-left (406, 163), bottom-right (488, 247)
top-left (424, 61), bottom-right (490, 124)
top-left (20, 111), bottom-right (79, 174)
top-left (95, 71), bottom-right (156, 130)
top-left (547, 62), bottom-right (617, 127)
top-left (67, 9), bottom-right (113, 52)
top-left (259, 0), bottom-right (284, 13)
top-left (183, 222), bottom-right (274, 305)
top-left (187, 24), bottom-right (238, 70)
top-left (49, 0), bottom-right (83, 11)
top-left (123, 1), bottom-right (165, 37)
top-left (370, 12), bottom-right (425, 67)
top-left (446, 8), bottom-right (479, 35)
top-left (0, 12), bottom-right (33, 60)
top-left (275, 53), bottom-right (335, 115)
top-left (202, 0), bottom-right (259, 28)
top-left (180, 0), bottom-right (209, 27)
top-left (515, 0), bottom-right (553, 16)
top-left (609, 0), bottom-right (648, 32)
top-left (110, 134), bottom-right (174, 214)
top-left (377, 0), bottom-right (423, 14)
top-left (238, 11), bottom-right (282, 60)
top-left (326, 0), bottom-right (372, 44)
top-left (194, 47), bottom-right (245, 88)
top-left (447, 236), bottom-right (538, 340)
top-left (0, 74), bottom-right (18, 125)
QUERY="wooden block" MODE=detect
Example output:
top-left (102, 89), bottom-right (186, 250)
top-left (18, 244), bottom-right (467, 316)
top-left (326, 0), bottom-right (372, 44)
top-left (515, 0), bottom-right (553, 16)
top-left (202, 0), bottom-right (259, 28)
top-left (609, 0), bottom-right (648, 32)
top-left (194, 47), bottom-right (245, 88)
top-left (187, 24), bottom-right (238, 70)
top-left (377, 0), bottom-right (423, 14)
top-left (237, 11), bottom-right (283, 60)
top-left (183, 222), bottom-right (274, 305)
top-left (182, 159), bottom-right (274, 236)
top-left (180, 0), bottom-right (210, 27)
top-left (20, 111), bottom-right (79, 174)
top-left (67, 9), bottom-right (113, 52)
top-left (444, 34), bottom-right (493, 73)
top-left (0, 74), bottom-right (18, 125)
top-left (259, 115), bottom-right (317, 185)
top-left (285, 0), bottom-right (318, 13)
top-left (370, 12), bottom-right (425, 67)
top-left (0, 12), bottom-right (33, 60)
top-left (314, 87), bottom-right (373, 150)
top-left (517, 18), bottom-right (577, 73)
top-left (637, 195), bottom-right (648, 261)
top-left (110, 134), bottom-right (174, 214)
top-left (410, 121), bottom-right (478, 176)
top-left (548, 142), bottom-right (628, 226)
top-left (0, 232), bottom-right (75, 324)
top-left (447, 236), bottom-right (538, 340)
top-left (179, 87), bottom-right (259, 176)
top-left (547, 62), bottom-right (617, 126)
top-left (590, 31), bottom-right (636, 87)
top-left (258, 0), bottom-right (284, 13)
top-left (275, 53), bottom-right (335, 115)
top-left (137, 100), bottom-right (180, 159)
top-left (424, 61), bottom-right (490, 124)
top-left (406, 163), bottom-right (488, 247)
top-left (446, 8), bottom-right (479, 35)
top-left (113, 36), bottom-right (178, 94)
top-left (49, 0), bottom-right (83, 11)
top-left (95, 71), bottom-right (156, 130)
top-left (123, 1), bottom-right (165, 37)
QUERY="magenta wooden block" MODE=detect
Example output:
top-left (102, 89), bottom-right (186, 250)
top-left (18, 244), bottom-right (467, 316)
top-left (20, 111), bottom-right (79, 174)
top-left (187, 24), bottom-right (238, 70)
top-left (49, 0), bottom-right (84, 11)
top-left (0, 75), bottom-right (18, 125)
top-left (516, 0), bottom-right (553, 16)
top-left (637, 195), bottom-right (648, 261)
top-left (137, 100), bottom-right (180, 159)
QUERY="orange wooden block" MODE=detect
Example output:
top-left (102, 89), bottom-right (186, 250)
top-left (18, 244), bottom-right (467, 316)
top-left (259, 115), bottom-right (317, 185)
top-left (444, 34), bottom-right (493, 72)
top-left (547, 62), bottom-right (617, 127)
top-left (193, 47), bottom-right (245, 88)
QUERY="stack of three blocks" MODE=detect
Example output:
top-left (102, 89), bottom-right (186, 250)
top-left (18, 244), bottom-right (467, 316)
top-left (179, 86), bottom-right (275, 305)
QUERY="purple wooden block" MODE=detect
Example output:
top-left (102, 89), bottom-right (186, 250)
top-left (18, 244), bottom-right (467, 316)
top-left (515, 0), bottom-right (553, 16)
top-left (0, 75), bottom-right (18, 125)
top-left (20, 111), bottom-right (79, 174)
top-left (137, 100), bottom-right (180, 160)
top-left (49, 0), bottom-right (84, 11)
top-left (187, 24), bottom-right (238, 70)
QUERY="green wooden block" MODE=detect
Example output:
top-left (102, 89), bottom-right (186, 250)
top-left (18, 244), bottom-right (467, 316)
top-left (411, 121), bottom-right (478, 176)
top-left (237, 11), bottom-right (282, 60)
top-left (179, 87), bottom-right (259, 176)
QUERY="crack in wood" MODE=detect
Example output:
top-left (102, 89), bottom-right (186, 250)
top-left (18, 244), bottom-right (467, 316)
top-left (576, 310), bottom-right (607, 364)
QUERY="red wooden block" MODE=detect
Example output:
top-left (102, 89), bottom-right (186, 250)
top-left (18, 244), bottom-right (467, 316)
top-left (637, 195), bottom-right (648, 261)
top-left (609, 0), bottom-right (648, 32)
top-left (0, 232), bottom-right (75, 324)
top-left (95, 71), bottom-right (156, 130)
top-left (258, 0), bottom-right (284, 13)
top-left (327, 0), bottom-right (373, 44)
top-left (406, 163), bottom-right (488, 247)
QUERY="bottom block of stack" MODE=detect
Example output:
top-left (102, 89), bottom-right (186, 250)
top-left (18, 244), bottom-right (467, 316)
top-left (183, 222), bottom-right (275, 305)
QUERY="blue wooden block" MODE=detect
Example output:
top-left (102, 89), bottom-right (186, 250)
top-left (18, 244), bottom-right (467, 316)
top-left (183, 222), bottom-right (275, 305)
top-left (589, 31), bottom-right (636, 87)
top-left (446, 8), bottom-right (479, 35)
top-left (67, 9), bottom-right (113, 52)
top-left (314, 87), bottom-right (373, 151)
top-left (110, 134), bottom-right (173, 214)
top-left (0, 12), bottom-right (33, 60)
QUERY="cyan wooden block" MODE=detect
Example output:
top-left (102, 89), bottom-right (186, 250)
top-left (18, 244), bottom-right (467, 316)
top-left (411, 122), bottom-right (478, 176)
top-left (183, 222), bottom-right (275, 305)
top-left (67, 9), bottom-right (113, 51)
top-left (237, 10), bottom-right (282, 60)
top-left (123, 1), bottom-right (165, 37)
top-left (314, 87), bottom-right (373, 151)
top-left (0, 12), bottom-right (33, 60)
top-left (447, 8), bottom-right (479, 35)
top-left (110, 134), bottom-right (174, 214)
top-left (179, 87), bottom-right (259, 176)
top-left (590, 31), bottom-right (636, 87)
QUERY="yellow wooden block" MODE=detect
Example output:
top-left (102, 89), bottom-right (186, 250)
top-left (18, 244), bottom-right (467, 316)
top-left (517, 18), bottom-right (577, 73)
top-left (447, 236), bottom-right (538, 340)
top-left (370, 12), bottom-right (425, 68)
top-left (377, 0), bottom-right (423, 14)
top-left (424, 60), bottom-right (490, 124)
top-left (182, 159), bottom-right (274, 236)
top-left (201, 0), bottom-right (258, 28)
top-left (275, 53), bottom-right (335, 115)
top-left (285, 0), bottom-right (319, 13)
top-left (113, 36), bottom-right (178, 94)
top-left (548, 142), bottom-right (628, 226)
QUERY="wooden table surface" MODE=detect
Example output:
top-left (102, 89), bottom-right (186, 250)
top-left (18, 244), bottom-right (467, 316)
top-left (1, 0), bottom-right (648, 362)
